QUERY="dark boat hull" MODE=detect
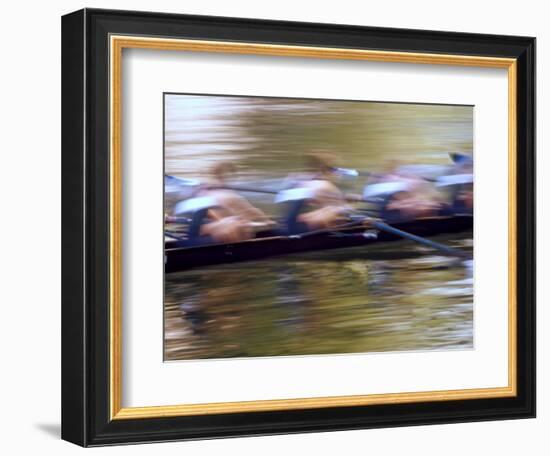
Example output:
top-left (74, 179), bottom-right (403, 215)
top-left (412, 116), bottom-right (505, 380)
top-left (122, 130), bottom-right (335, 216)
top-left (165, 215), bottom-right (473, 273)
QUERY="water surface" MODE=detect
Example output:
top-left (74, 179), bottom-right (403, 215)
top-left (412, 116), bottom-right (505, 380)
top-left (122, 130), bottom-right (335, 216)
top-left (165, 237), bottom-right (473, 360)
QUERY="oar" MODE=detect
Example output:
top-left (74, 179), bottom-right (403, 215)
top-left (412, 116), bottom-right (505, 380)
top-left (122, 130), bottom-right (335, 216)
top-left (370, 219), bottom-right (470, 259)
top-left (331, 167), bottom-right (371, 177)
top-left (331, 167), bottom-right (439, 183)
top-left (210, 185), bottom-right (281, 195)
top-left (287, 215), bottom-right (469, 259)
top-left (286, 218), bottom-right (370, 239)
top-left (165, 175), bottom-right (286, 196)
top-left (213, 184), bottom-right (367, 204)
top-left (165, 215), bottom-right (192, 224)
top-left (166, 174), bottom-right (375, 198)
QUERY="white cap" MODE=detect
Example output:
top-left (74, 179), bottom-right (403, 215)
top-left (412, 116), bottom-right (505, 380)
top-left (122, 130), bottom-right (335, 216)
top-left (274, 187), bottom-right (315, 203)
top-left (436, 174), bottom-right (474, 187)
top-left (363, 182), bottom-right (410, 199)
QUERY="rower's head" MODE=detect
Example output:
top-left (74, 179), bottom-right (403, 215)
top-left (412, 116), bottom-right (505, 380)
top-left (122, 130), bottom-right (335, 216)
top-left (209, 161), bottom-right (237, 185)
top-left (305, 152), bottom-right (336, 179)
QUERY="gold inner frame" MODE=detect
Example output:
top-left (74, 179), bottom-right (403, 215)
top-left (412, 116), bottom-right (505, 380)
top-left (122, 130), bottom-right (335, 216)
top-left (109, 35), bottom-right (517, 420)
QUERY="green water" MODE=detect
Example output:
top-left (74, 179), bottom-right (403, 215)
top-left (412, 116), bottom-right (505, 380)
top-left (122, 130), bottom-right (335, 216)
top-left (165, 238), bottom-right (473, 361)
top-left (165, 95), bottom-right (473, 181)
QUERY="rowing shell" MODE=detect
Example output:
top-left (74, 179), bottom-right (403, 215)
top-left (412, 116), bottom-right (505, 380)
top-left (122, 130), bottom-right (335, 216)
top-left (164, 214), bottom-right (473, 273)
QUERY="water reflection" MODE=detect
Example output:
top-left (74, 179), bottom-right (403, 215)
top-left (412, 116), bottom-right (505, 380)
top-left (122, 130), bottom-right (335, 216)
top-left (164, 236), bottom-right (473, 361)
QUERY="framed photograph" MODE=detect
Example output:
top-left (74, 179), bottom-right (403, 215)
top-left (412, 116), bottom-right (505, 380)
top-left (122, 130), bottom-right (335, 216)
top-left (61, 8), bottom-right (535, 446)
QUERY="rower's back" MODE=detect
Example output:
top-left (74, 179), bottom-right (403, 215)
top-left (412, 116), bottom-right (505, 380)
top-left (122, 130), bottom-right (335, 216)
top-left (199, 161), bottom-right (271, 242)
top-left (280, 152), bottom-right (351, 233)
top-left (204, 188), bottom-right (268, 223)
top-left (174, 161), bottom-right (272, 245)
top-left (299, 178), bottom-right (346, 206)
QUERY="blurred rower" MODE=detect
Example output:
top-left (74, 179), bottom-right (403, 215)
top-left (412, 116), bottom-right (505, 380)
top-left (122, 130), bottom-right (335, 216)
top-left (173, 162), bottom-right (272, 244)
top-left (277, 152), bottom-right (352, 234)
top-left (436, 153), bottom-right (473, 215)
top-left (363, 160), bottom-right (445, 223)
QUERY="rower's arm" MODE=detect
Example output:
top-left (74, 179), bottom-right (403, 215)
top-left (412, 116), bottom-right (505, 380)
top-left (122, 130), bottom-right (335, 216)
top-left (214, 191), bottom-right (272, 222)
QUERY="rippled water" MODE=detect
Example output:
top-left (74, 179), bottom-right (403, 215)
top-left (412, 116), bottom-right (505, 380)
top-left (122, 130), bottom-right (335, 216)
top-left (165, 95), bottom-right (473, 183)
top-left (164, 94), bottom-right (474, 361)
top-left (165, 236), bottom-right (473, 361)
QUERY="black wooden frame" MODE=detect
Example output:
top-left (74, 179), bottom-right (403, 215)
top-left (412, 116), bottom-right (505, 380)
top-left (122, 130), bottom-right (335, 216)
top-left (62, 8), bottom-right (536, 447)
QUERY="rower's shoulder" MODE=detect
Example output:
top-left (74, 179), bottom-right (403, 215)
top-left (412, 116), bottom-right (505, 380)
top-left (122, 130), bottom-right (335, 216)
top-left (304, 179), bottom-right (342, 194)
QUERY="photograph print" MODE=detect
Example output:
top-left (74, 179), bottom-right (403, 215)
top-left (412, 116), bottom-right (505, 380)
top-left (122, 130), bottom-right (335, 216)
top-left (163, 94), bottom-right (474, 361)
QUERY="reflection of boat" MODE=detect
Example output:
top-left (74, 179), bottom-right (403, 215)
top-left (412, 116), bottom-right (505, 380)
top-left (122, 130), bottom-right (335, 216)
top-left (165, 214), bottom-right (472, 273)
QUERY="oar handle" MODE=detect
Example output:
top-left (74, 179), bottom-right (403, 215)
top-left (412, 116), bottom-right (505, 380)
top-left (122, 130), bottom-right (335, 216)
top-left (287, 219), bottom-right (368, 239)
top-left (372, 220), bottom-right (470, 259)
top-left (211, 185), bottom-right (365, 204)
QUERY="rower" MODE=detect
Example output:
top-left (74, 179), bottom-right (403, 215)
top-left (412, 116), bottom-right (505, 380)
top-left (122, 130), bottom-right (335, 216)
top-left (363, 162), bottom-right (445, 223)
top-left (433, 153), bottom-right (473, 215)
top-left (363, 181), bottom-right (413, 223)
top-left (172, 161), bottom-right (273, 244)
top-left (277, 152), bottom-right (352, 234)
top-left (436, 174), bottom-right (473, 214)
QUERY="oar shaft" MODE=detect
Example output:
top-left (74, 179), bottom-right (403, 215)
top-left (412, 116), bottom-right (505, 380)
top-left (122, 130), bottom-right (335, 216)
top-left (372, 220), bottom-right (469, 258)
top-left (211, 185), bottom-right (278, 195)
top-left (212, 185), bottom-right (365, 203)
top-left (288, 219), bottom-right (367, 239)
